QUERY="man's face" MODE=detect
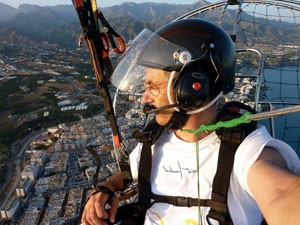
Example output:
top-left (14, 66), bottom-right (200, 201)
top-left (142, 68), bottom-right (175, 126)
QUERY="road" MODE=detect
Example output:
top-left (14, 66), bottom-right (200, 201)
top-left (0, 130), bottom-right (43, 211)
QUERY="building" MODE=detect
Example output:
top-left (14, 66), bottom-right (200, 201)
top-left (20, 196), bottom-right (45, 225)
top-left (78, 155), bottom-right (93, 169)
top-left (16, 178), bottom-right (34, 197)
top-left (106, 162), bottom-right (119, 176)
top-left (21, 162), bottom-right (41, 180)
top-left (57, 99), bottom-right (72, 107)
top-left (58, 123), bottom-right (69, 131)
top-left (64, 188), bottom-right (84, 223)
top-left (0, 196), bottom-right (20, 219)
top-left (35, 173), bottom-right (67, 193)
top-left (44, 152), bottom-right (68, 176)
top-left (85, 166), bottom-right (109, 183)
top-left (48, 127), bottom-right (59, 134)
top-left (32, 133), bottom-right (52, 147)
top-left (53, 128), bottom-right (63, 138)
top-left (42, 191), bottom-right (67, 224)
top-left (29, 150), bottom-right (48, 166)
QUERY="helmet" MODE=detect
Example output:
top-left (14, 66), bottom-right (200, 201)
top-left (139, 18), bottom-right (236, 95)
top-left (111, 18), bottom-right (236, 111)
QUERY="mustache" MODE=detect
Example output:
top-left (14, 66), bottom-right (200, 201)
top-left (143, 103), bottom-right (180, 114)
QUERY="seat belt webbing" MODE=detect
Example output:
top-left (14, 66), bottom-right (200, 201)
top-left (207, 140), bottom-right (239, 224)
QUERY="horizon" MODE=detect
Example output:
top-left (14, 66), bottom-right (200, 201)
top-left (0, 0), bottom-right (216, 8)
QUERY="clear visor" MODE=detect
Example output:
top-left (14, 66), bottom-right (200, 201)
top-left (110, 28), bottom-right (192, 94)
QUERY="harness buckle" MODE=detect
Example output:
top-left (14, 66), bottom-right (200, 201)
top-left (207, 209), bottom-right (227, 223)
top-left (173, 197), bottom-right (192, 207)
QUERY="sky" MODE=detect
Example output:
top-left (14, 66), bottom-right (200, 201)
top-left (0, 0), bottom-right (217, 8)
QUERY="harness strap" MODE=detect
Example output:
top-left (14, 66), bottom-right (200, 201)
top-left (207, 140), bottom-right (238, 224)
top-left (136, 121), bottom-right (165, 200)
top-left (165, 109), bottom-right (189, 130)
top-left (151, 194), bottom-right (227, 211)
top-left (138, 141), bottom-right (152, 203)
top-left (207, 101), bottom-right (257, 225)
top-left (130, 120), bottom-right (165, 224)
top-left (86, 146), bottom-right (103, 188)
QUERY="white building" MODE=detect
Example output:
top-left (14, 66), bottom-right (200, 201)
top-left (21, 162), bottom-right (41, 180)
top-left (0, 197), bottom-right (20, 219)
top-left (85, 166), bottom-right (109, 183)
top-left (78, 156), bottom-right (93, 169)
top-left (35, 173), bottom-right (67, 193)
top-left (106, 163), bottom-right (119, 176)
top-left (48, 127), bottom-right (59, 133)
top-left (21, 196), bottom-right (45, 225)
top-left (58, 123), bottom-right (69, 131)
top-left (16, 178), bottom-right (34, 197)
top-left (30, 150), bottom-right (48, 166)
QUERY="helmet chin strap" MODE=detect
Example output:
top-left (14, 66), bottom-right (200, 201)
top-left (165, 109), bottom-right (189, 130)
top-left (187, 91), bottom-right (223, 115)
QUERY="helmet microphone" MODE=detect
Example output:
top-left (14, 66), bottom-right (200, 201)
top-left (143, 103), bottom-right (180, 114)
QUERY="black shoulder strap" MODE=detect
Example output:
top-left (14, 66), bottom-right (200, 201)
top-left (131, 120), bottom-right (164, 224)
top-left (207, 140), bottom-right (239, 224)
top-left (207, 101), bottom-right (257, 225)
top-left (138, 143), bottom-right (152, 203)
top-left (132, 119), bottom-right (164, 203)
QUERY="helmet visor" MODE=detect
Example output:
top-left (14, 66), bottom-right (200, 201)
top-left (110, 28), bottom-right (191, 93)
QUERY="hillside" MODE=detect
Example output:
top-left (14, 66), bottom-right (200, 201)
top-left (0, 1), bottom-right (208, 48)
top-left (0, 1), bottom-right (299, 48)
top-left (0, 2), bottom-right (16, 21)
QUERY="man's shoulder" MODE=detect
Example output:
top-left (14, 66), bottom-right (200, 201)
top-left (241, 125), bottom-right (271, 144)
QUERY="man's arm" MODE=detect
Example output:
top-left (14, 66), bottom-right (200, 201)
top-left (81, 171), bottom-right (124, 225)
top-left (248, 147), bottom-right (300, 225)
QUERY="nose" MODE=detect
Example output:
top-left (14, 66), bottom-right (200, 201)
top-left (142, 90), bottom-right (154, 104)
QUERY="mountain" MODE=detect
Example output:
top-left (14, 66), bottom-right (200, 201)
top-left (0, 1), bottom-right (209, 48)
top-left (103, 1), bottom-right (206, 26)
top-left (16, 3), bottom-right (41, 14)
top-left (3, 5), bottom-right (76, 35)
top-left (0, 2), bottom-right (16, 21)
top-left (0, 2), bottom-right (79, 47)
top-left (0, 3), bottom-right (78, 22)
top-left (0, 27), bottom-right (42, 46)
top-left (0, 1), bottom-right (300, 49)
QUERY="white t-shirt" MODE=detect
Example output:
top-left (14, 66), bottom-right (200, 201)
top-left (129, 125), bottom-right (300, 225)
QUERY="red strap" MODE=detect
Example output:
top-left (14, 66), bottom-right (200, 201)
top-left (73, 0), bottom-right (84, 8)
top-left (113, 36), bottom-right (126, 54)
top-left (113, 135), bottom-right (121, 149)
top-left (101, 32), bottom-right (110, 58)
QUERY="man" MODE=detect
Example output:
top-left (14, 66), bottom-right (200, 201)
top-left (82, 19), bottom-right (300, 225)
